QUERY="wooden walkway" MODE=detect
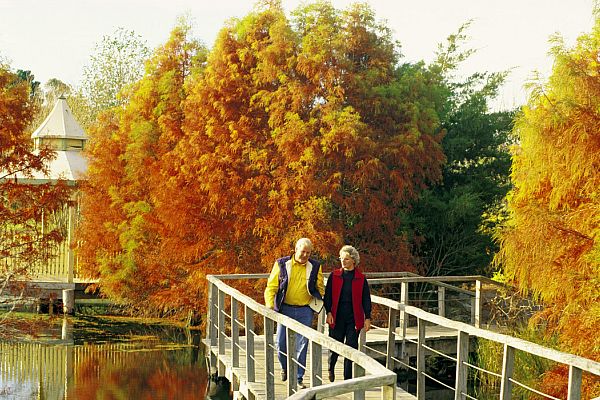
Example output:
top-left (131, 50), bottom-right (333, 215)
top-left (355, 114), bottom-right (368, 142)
top-left (206, 274), bottom-right (600, 400)
top-left (205, 331), bottom-right (417, 400)
top-left (205, 324), bottom-right (464, 399)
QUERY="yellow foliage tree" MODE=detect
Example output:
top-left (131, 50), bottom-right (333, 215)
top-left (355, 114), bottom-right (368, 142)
top-left (495, 13), bottom-right (600, 395)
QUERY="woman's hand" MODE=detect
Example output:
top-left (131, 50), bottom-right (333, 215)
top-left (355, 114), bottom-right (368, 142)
top-left (364, 319), bottom-right (371, 332)
top-left (326, 312), bottom-right (334, 325)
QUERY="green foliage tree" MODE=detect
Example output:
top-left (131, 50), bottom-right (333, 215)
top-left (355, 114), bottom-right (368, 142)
top-left (78, 27), bottom-right (151, 126)
top-left (401, 23), bottom-right (514, 276)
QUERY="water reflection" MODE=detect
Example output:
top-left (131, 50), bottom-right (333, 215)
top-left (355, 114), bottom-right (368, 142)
top-left (0, 316), bottom-right (212, 399)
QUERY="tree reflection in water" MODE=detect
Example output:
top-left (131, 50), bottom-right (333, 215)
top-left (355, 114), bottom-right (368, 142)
top-left (69, 344), bottom-right (210, 399)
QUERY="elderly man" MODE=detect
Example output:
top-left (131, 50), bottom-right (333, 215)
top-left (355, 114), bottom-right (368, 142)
top-left (264, 238), bottom-right (324, 389)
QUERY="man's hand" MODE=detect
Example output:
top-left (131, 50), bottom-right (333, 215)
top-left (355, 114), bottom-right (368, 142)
top-left (326, 312), bottom-right (334, 325)
top-left (364, 318), bottom-right (371, 332)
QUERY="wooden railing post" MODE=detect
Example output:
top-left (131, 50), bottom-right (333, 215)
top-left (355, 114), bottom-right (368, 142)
top-left (66, 203), bottom-right (75, 283)
top-left (264, 317), bottom-right (275, 399)
top-left (208, 283), bottom-right (217, 346)
top-left (311, 340), bottom-right (322, 387)
top-left (567, 365), bottom-right (582, 400)
top-left (358, 327), bottom-right (366, 352)
top-left (353, 363), bottom-right (365, 400)
top-left (382, 384), bottom-right (396, 400)
top-left (218, 289), bottom-right (226, 357)
top-left (500, 344), bottom-right (515, 400)
top-left (286, 327), bottom-right (297, 397)
top-left (438, 286), bottom-right (446, 317)
top-left (245, 306), bottom-right (255, 384)
top-left (318, 308), bottom-right (326, 333)
top-left (207, 282), bottom-right (218, 366)
top-left (231, 299), bottom-right (239, 368)
top-left (454, 331), bottom-right (469, 400)
top-left (386, 308), bottom-right (398, 369)
top-left (399, 281), bottom-right (409, 361)
top-left (416, 318), bottom-right (426, 400)
top-left (474, 279), bottom-right (482, 328)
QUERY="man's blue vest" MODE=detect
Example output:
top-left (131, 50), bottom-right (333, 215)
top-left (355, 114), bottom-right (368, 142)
top-left (274, 256), bottom-right (321, 312)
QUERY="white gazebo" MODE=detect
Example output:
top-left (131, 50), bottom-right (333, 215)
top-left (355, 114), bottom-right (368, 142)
top-left (25, 96), bottom-right (88, 184)
top-left (12, 97), bottom-right (89, 301)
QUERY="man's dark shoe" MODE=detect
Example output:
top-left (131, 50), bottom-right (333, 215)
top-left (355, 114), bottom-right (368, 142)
top-left (328, 370), bottom-right (335, 382)
top-left (280, 370), bottom-right (287, 381)
top-left (297, 378), bottom-right (307, 389)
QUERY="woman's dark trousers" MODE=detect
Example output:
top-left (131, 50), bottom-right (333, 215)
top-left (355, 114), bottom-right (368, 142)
top-left (328, 316), bottom-right (359, 380)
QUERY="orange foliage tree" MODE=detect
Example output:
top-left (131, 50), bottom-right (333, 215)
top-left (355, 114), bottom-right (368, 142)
top-left (0, 65), bottom-right (71, 315)
top-left (77, 22), bottom-right (207, 310)
top-left (158, 3), bottom-right (443, 305)
top-left (79, 3), bottom-right (445, 316)
top-left (495, 15), bottom-right (600, 394)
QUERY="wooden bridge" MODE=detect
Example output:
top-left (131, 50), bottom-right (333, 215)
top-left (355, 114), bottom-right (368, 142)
top-left (204, 273), bottom-right (600, 400)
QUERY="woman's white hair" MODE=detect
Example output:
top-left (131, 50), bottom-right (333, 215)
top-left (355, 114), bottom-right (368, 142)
top-left (295, 238), bottom-right (313, 251)
top-left (340, 245), bottom-right (360, 265)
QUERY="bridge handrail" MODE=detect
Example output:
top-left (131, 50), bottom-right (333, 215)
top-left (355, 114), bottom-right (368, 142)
top-left (372, 294), bottom-right (600, 375)
top-left (206, 274), bottom-right (397, 400)
top-left (214, 273), bottom-right (501, 327)
top-left (208, 274), bottom-right (600, 400)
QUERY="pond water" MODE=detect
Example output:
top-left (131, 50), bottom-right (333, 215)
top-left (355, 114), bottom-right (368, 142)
top-left (0, 315), bottom-right (213, 400)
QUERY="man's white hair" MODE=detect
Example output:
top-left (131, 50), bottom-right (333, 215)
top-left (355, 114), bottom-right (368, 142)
top-left (295, 237), bottom-right (313, 251)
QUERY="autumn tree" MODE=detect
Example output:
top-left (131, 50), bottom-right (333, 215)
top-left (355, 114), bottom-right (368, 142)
top-left (495, 14), bottom-right (600, 396)
top-left (77, 21), bottom-right (207, 310)
top-left (151, 1), bottom-right (445, 311)
top-left (0, 64), bottom-right (71, 322)
top-left (80, 2), bottom-right (445, 317)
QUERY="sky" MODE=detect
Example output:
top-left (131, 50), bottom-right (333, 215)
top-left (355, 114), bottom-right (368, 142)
top-left (0, 0), bottom-right (596, 110)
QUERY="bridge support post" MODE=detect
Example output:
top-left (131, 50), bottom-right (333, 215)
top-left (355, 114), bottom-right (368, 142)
top-left (67, 203), bottom-right (75, 284)
top-left (567, 366), bottom-right (582, 400)
top-left (208, 283), bottom-right (218, 367)
top-left (317, 308), bottom-right (326, 333)
top-left (62, 289), bottom-right (75, 315)
top-left (500, 344), bottom-right (515, 400)
top-left (264, 317), bottom-right (275, 398)
top-left (416, 318), bottom-right (426, 400)
top-left (454, 331), bottom-right (469, 400)
top-left (218, 289), bottom-right (226, 376)
top-left (438, 286), bottom-right (446, 317)
top-left (474, 279), bottom-right (482, 328)
top-left (399, 281), bottom-right (408, 362)
top-left (286, 327), bottom-right (297, 397)
top-left (353, 363), bottom-right (365, 400)
top-left (245, 305), bottom-right (256, 400)
top-left (382, 384), bottom-right (396, 400)
top-left (386, 308), bottom-right (398, 369)
top-left (310, 341), bottom-right (322, 387)
top-left (231, 299), bottom-right (239, 369)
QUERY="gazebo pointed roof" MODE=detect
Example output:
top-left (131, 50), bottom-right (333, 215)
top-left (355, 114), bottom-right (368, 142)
top-left (31, 97), bottom-right (87, 140)
top-left (7, 98), bottom-right (89, 184)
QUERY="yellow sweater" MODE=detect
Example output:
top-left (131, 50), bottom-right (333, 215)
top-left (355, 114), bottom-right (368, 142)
top-left (264, 257), bottom-right (324, 309)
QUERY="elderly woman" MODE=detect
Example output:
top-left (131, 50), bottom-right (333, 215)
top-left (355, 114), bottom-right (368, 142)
top-left (323, 245), bottom-right (372, 382)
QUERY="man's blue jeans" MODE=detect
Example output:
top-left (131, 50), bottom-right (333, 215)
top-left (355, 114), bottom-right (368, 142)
top-left (276, 304), bottom-right (314, 380)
